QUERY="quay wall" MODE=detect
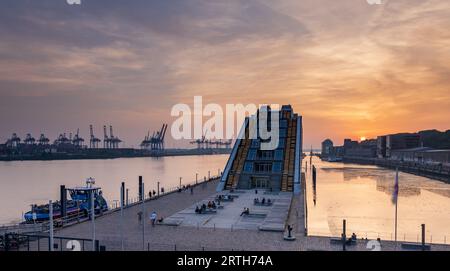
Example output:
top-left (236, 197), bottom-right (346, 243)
top-left (0, 148), bottom-right (231, 162)
top-left (343, 156), bottom-right (450, 183)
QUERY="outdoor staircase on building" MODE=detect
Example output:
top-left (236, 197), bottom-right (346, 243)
top-left (225, 127), bottom-right (251, 190)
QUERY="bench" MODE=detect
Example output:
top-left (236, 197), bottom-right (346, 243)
top-left (196, 209), bottom-right (217, 215)
top-left (242, 213), bottom-right (267, 218)
top-left (216, 197), bottom-right (234, 202)
top-left (254, 202), bottom-right (273, 206)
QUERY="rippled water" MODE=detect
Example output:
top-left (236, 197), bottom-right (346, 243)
top-left (305, 155), bottom-right (450, 244)
top-left (0, 155), bottom-right (228, 224)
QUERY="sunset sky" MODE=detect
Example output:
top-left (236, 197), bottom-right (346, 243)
top-left (1, 0), bottom-right (449, 148)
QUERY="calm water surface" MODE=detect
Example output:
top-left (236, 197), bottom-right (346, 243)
top-left (0, 155), bottom-right (228, 224)
top-left (305, 156), bottom-right (450, 244)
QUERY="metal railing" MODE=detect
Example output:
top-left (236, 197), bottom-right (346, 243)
top-left (0, 233), bottom-right (99, 251)
top-left (308, 228), bottom-right (448, 245)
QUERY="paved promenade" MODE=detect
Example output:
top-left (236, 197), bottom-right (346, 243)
top-left (53, 179), bottom-right (450, 251)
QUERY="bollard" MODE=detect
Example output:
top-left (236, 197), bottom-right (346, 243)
top-left (342, 219), bottom-right (346, 251)
top-left (421, 224), bottom-right (426, 251)
top-left (138, 176), bottom-right (143, 202)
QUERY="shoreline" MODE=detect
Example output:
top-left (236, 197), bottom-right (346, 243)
top-left (340, 157), bottom-right (450, 184)
top-left (0, 148), bottom-right (231, 162)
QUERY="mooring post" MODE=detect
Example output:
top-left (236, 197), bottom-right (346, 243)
top-left (49, 200), bottom-right (54, 251)
top-left (60, 185), bottom-right (67, 222)
top-left (91, 189), bottom-right (95, 251)
top-left (342, 219), bottom-right (346, 251)
top-left (157, 181), bottom-right (160, 198)
top-left (196, 173), bottom-right (198, 185)
top-left (138, 176), bottom-right (143, 202)
top-left (120, 182), bottom-right (125, 251)
top-left (126, 188), bottom-right (129, 206)
top-left (179, 177), bottom-right (182, 188)
top-left (142, 182), bottom-right (145, 250)
top-left (422, 224), bottom-right (426, 251)
top-left (312, 166), bottom-right (317, 185)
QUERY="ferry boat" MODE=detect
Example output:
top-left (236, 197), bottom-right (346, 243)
top-left (24, 178), bottom-right (108, 223)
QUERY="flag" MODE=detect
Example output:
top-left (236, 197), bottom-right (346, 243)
top-left (392, 169), bottom-right (399, 204)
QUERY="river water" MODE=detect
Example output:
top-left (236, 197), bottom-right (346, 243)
top-left (1, 154), bottom-right (449, 244)
top-left (305, 155), bottom-right (450, 244)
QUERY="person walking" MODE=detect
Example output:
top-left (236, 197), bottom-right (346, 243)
top-left (150, 211), bottom-right (157, 227)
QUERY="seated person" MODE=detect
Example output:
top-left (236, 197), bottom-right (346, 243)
top-left (254, 198), bottom-right (259, 204)
top-left (195, 206), bottom-right (200, 213)
top-left (261, 198), bottom-right (266, 205)
top-left (267, 199), bottom-right (272, 204)
top-left (240, 208), bottom-right (250, 216)
top-left (207, 201), bottom-right (212, 209)
top-left (351, 233), bottom-right (357, 241)
top-left (211, 201), bottom-right (216, 209)
top-left (157, 217), bottom-right (164, 223)
top-left (201, 203), bottom-right (207, 211)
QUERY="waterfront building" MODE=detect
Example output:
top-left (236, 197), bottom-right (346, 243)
top-left (321, 139), bottom-right (333, 157)
top-left (377, 136), bottom-right (387, 158)
top-left (217, 105), bottom-right (303, 193)
top-left (386, 133), bottom-right (421, 157)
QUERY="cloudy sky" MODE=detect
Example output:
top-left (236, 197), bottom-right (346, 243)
top-left (0, 0), bottom-right (449, 148)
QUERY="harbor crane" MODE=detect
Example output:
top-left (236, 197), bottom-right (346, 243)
top-left (103, 125), bottom-right (110, 149)
top-left (140, 124), bottom-right (167, 151)
top-left (54, 133), bottom-right (71, 146)
top-left (38, 134), bottom-right (50, 145)
top-left (89, 125), bottom-right (101, 149)
top-left (109, 125), bottom-right (122, 149)
top-left (72, 128), bottom-right (85, 148)
top-left (24, 133), bottom-right (36, 145)
top-left (189, 129), bottom-right (232, 149)
top-left (5, 133), bottom-right (21, 148)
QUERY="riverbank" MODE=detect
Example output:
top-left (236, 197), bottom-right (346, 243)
top-left (342, 156), bottom-right (450, 183)
top-left (0, 148), bottom-right (231, 162)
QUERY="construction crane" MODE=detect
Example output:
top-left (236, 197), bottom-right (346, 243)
top-left (89, 125), bottom-right (101, 149)
top-left (72, 128), bottom-right (85, 148)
